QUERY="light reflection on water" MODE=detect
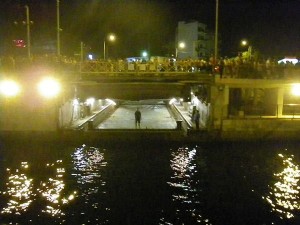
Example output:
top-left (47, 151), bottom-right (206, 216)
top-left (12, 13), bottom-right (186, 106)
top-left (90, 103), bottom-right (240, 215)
top-left (71, 144), bottom-right (107, 194)
top-left (2, 142), bottom-right (300, 224)
top-left (1, 162), bottom-right (34, 215)
top-left (1, 159), bottom-right (77, 221)
top-left (37, 160), bottom-right (77, 217)
top-left (161, 146), bottom-right (212, 225)
top-left (70, 144), bottom-right (109, 224)
top-left (264, 151), bottom-right (300, 219)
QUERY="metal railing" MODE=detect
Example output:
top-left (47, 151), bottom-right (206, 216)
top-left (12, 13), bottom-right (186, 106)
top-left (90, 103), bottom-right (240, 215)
top-left (1, 57), bottom-right (299, 81)
top-left (79, 61), bottom-right (209, 74)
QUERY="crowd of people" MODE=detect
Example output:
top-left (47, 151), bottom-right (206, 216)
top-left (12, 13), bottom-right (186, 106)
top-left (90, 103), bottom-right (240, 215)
top-left (80, 56), bottom-right (300, 79)
top-left (1, 54), bottom-right (299, 79)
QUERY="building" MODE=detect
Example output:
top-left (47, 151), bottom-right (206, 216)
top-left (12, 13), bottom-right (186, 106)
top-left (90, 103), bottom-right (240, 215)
top-left (176, 21), bottom-right (215, 59)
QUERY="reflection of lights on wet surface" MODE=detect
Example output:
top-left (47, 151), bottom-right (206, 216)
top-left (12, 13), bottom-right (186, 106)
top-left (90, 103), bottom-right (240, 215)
top-left (1, 162), bottom-right (34, 215)
top-left (1, 160), bottom-right (77, 218)
top-left (72, 145), bottom-right (106, 186)
top-left (264, 152), bottom-right (300, 219)
top-left (163, 147), bottom-right (212, 224)
top-left (71, 144), bottom-right (109, 216)
top-left (37, 160), bottom-right (77, 217)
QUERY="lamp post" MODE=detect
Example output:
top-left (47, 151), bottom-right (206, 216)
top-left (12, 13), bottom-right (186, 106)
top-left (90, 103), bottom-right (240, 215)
top-left (175, 42), bottom-right (185, 58)
top-left (214, 0), bottom-right (219, 64)
top-left (56, 0), bottom-right (61, 57)
top-left (25, 5), bottom-right (31, 59)
top-left (241, 39), bottom-right (252, 60)
top-left (103, 34), bottom-right (116, 60)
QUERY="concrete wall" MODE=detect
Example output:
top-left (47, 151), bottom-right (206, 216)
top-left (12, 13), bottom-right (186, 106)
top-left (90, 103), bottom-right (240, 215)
top-left (59, 99), bottom-right (107, 128)
top-left (221, 119), bottom-right (300, 140)
top-left (210, 84), bottom-right (227, 130)
top-left (0, 97), bottom-right (58, 131)
top-left (76, 83), bottom-right (186, 100)
top-left (83, 104), bottom-right (116, 130)
top-left (191, 96), bottom-right (211, 128)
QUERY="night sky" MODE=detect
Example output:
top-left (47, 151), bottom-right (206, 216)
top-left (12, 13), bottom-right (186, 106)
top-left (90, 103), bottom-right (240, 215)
top-left (0, 0), bottom-right (299, 58)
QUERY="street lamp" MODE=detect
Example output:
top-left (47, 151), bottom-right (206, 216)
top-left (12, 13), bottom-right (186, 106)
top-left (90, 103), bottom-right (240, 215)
top-left (214, 0), bottom-right (219, 64)
top-left (57, 0), bottom-right (61, 57)
top-left (175, 41), bottom-right (186, 58)
top-left (241, 39), bottom-right (252, 60)
top-left (38, 77), bottom-right (61, 99)
top-left (292, 84), bottom-right (300, 96)
top-left (241, 40), bottom-right (248, 46)
top-left (0, 80), bottom-right (21, 97)
top-left (25, 5), bottom-right (31, 59)
top-left (103, 34), bottom-right (116, 60)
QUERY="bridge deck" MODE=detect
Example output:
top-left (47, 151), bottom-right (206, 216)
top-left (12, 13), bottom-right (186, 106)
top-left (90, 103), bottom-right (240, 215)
top-left (97, 104), bottom-right (177, 129)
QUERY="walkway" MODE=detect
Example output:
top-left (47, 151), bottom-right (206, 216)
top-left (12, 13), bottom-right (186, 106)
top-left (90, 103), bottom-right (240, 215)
top-left (67, 101), bottom-right (196, 130)
top-left (97, 103), bottom-right (177, 129)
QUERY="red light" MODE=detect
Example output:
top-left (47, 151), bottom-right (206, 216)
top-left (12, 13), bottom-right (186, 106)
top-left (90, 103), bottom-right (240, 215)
top-left (13, 39), bottom-right (26, 48)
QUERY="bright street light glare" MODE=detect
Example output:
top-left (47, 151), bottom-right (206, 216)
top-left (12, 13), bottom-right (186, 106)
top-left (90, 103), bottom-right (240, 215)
top-left (241, 40), bottom-right (248, 46)
top-left (178, 42), bottom-right (185, 49)
top-left (38, 78), bottom-right (61, 98)
top-left (292, 84), bottom-right (300, 96)
top-left (0, 80), bottom-right (21, 97)
top-left (142, 51), bottom-right (148, 57)
top-left (108, 34), bottom-right (116, 42)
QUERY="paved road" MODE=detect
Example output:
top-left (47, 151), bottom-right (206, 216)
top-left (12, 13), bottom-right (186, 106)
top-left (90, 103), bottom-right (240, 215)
top-left (97, 104), bottom-right (177, 129)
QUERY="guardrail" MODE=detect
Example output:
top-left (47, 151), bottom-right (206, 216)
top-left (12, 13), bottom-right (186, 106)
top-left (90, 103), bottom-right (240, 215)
top-left (79, 61), bottom-right (209, 74)
top-left (73, 103), bottom-right (116, 130)
top-left (79, 61), bottom-right (300, 80)
top-left (1, 59), bottom-right (299, 81)
top-left (170, 104), bottom-right (193, 134)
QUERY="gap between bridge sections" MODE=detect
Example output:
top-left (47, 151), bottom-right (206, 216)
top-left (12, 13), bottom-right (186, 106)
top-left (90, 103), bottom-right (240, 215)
top-left (65, 99), bottom-right (195, 132)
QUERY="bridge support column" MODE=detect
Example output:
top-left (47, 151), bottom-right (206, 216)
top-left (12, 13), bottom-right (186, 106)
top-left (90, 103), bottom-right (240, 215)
top-left (223, 86), bottom-right (229, 118)
top-left (277, 87), bottom-right (284, 117)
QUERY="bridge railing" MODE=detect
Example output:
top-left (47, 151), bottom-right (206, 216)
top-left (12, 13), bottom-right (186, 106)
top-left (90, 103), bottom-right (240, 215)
top-left (79, 61), bottom-right (211, 74)
top-left (79, 61), bottom-right (300, 80)
top-left (1, 57), bottom-right (299, 80)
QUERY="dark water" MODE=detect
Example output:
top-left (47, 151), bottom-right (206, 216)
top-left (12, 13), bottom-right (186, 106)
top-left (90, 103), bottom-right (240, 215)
top-left (1, 140), bottom-right (300, 225)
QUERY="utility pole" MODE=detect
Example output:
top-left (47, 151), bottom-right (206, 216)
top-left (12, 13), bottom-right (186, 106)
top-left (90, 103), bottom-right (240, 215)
top-left (103, 40), bottom-right (106, 60)
top-left (25, 5), bottom-right (31, 59)
top-left (80, 42), bottom-right (84, 62)
top-left (214, 0), bottom-right (219, 64)
top-left (57, 0), bottom-right (61, 57)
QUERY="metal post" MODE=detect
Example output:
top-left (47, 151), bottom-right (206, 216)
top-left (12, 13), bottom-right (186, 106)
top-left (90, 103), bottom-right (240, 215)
top-left (80, 42), bottom-right (84, 74)
top-left (25, 5), bottom-right (31, 59)
top-left (57, 0), bottom-right (61, 57)
top-left (214, 0), bottom-right (219, 65)
top-left (103, 40), bottom-right (106, 60)
top-left (80, 42), bottom-right (84, 62)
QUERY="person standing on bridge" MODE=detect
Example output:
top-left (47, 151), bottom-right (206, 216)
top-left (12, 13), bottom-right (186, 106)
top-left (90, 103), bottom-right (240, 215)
top-left (135, 108), bottom-right (141, 128)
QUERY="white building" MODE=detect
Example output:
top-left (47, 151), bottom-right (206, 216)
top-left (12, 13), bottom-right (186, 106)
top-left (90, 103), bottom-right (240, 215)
top-left (176, 21), bottom-right (215, 59)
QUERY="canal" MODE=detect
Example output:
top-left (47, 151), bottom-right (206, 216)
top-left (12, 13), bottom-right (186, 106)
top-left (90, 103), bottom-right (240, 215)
top-left (0, 140), bottom-right (300, 225)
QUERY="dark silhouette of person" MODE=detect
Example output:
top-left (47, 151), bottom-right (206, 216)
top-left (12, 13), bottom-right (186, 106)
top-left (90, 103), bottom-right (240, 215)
top-left (195, 110), bottom-right (200, 130)
top-left (135, 108), bottom-right (141, 128)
